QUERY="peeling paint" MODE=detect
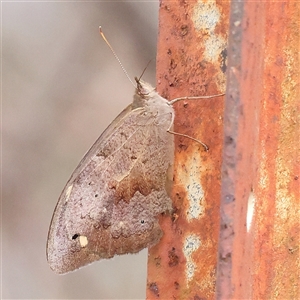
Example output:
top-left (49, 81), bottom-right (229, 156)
top-left (193, 1), bottom-right (227, 64)
top-left (192, 1), bottom-right (227, 92)
top-left (193, 1), bottom-right (220, 31)
top-left (186, 180), bottom-right (204, 221)
top-left (178, 152), bottom-right (205, 221)
top-left (184, 235), bottom-right (201, 281)
top-left (204, 35), bottom-right (227, 63)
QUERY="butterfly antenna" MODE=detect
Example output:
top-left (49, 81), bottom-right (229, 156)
top-left (99, 26), bottom-right (135, 87)
top-left (138, 59), bottom-right (153, 81)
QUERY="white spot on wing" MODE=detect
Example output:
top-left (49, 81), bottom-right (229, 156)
top-left (65, 184), bottom-right (73, 202)
top-left (79, 235), bottom-right (88, 247)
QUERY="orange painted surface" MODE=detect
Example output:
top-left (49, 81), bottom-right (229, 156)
top-left (252, 2), bottom-right (300, 299)
top-left (148, 0), bottom-right (299, 299)
top-left (147, 0), bottom-right (229, 299)
top-left (217, 1), bottom-right (299, 299)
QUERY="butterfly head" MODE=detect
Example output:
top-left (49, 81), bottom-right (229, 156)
top-left (134, 77), bottom-right (157, 98)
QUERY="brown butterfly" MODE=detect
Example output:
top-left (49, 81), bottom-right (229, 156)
top-left (47, 78), bottom-right (175, 274)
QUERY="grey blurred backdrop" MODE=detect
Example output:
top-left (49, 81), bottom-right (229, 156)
top-left (2, 2), bottom-right (159, 299)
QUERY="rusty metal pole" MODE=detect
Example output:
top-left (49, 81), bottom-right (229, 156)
top-left (147, 1), bottom-right (229, 299)
top-left (217, 1), bottom-right (300, 299)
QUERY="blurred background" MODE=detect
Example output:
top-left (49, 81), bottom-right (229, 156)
top-left (2, 1), bottom-right (159, 299)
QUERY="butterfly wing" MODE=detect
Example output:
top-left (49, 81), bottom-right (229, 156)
top-left (47, 93), bottom-right (174, 274)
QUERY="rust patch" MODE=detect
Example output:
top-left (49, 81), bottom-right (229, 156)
top-left (148, 282), bottom-right (160, 298)
top-left (154, 256), bottom-right (161, 268)
top-left (168, 247), bottom-right (179, 267)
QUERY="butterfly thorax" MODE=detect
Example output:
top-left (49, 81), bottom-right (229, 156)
top-left (133, 78), bottom-right (174, 121)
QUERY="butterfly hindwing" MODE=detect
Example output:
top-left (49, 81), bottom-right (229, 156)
top-left (47, 80), bottom-right (174, 274)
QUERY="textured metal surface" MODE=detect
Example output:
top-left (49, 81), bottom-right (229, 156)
top-left (217, 1), bottom-right (300, 299)
top-left (147, 0), bottom-right (228, 299)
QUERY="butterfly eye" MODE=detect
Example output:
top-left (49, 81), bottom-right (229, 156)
top-left (140, 220), bottom-right (145, 224)
top-left (94, 194), bottom-right (99, 198)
